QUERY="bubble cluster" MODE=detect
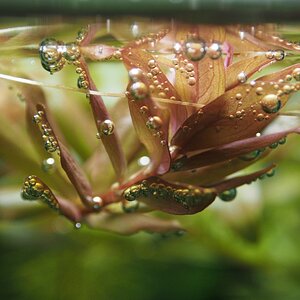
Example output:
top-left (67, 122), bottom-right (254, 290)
top-left (123, 180), bottom-right (215, 209)
top-left (21, 175), bottom-right (59, 211)
top-left (39, 38), bottom-right (81, 74)
top-left (33, 110), bottom-right (59, 154)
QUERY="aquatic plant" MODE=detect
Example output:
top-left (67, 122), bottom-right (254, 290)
top-left (1, 21), bottom-right (300, 235)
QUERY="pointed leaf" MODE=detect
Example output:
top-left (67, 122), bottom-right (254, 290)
top-left (34, 104), bottom-right (96, 209)
top-left (79, 58), bottom-right (127, 180)
top-left (21, 175), bottom-right (82, 222)
top-left (212, 164), bottom-right (275, 193)
top-left (172, 128), bottom-right (299, 172)
top-left (172, 67), bottom-right (299, 153)
top-left (225, 55), bottom-right (274, 91)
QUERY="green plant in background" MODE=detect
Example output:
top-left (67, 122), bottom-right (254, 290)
top-left (1, 19), bottom-right (300, 299)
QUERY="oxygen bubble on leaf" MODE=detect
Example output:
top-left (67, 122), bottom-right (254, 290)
top-left (122, 200), bottom-right (139, 213)
top-left (261, 94), bottom-right (281, 114)
top-left (63, 42), bottom-right (81, 61)
top-left (91, 196), bottom-right (103, 210)
top-left (99, 119), bottom-right (115, 136)
top-left (74, 222), bottom-right (82, 229)
top-left (239, 150), bottom-right (261, 161)
top-left (146, 116), bottom-right (163, 130)
top-left (138, 156), bottom-right (150, 166)
top-left (39, 38), bottom-right (63, 64)
top-left (274, 50), bottom-right (285, 61)
top-left (292, 68), bottom-right (300, 81)
top-left (173, 42), bottom-right (183, 54)
top-left (237, 71), bottom-right (247, 83)
top-left (207, 42), bottom-right (222, 59)
top-left (218, 188), bottom-right (237, 202)
top-left (128, 68), bottom-right (144, 82)
top-left (130, 82), bottom-right (148, 100)
top-left (184, 38), bottom-right (206, 61)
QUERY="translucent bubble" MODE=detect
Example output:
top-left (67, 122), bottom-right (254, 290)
top-left (122, 200), bottom-right (139, 213)
top-left (261, 94), bottom-right (281, 113)
top-left (237, 71), bottom-right (247, 83)
top-left (74, 222), bottom-right (82, 229)
top-left (146, 116), bottom-right (163, 130)
top-left (273, 49), bottom-right (285, 61)
top-left (99, 119), bottom-right (115, 136)
top-left (292, 68), bottom-right (300, 81)
top-left (218, 188), bottom-right (237, 202)
top-left (207, 42), bottom-right (222, 59)
top-left (92, 196), bottom-right (103, 210)
top-left (63, 42), bottom-right (81, 61)
top-left (184, 38), bottom-right (206, 61)
top-left (255, 87), bottom-right (264, 95)
top-left (128, 68), bottom-right (143, 82)
top-left (130, 82), bottom-right (148, 100)
top-left (138, 156), bottom-right (150, 166)
top-left (239, 150), bottom-right (261, 161)
top-left (173, 42), bottom-right (183, 54)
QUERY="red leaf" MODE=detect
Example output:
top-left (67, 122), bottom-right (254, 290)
top-left (172, 128), bottom-right (299, 172)
top-left (34, 104), bottom-right (95, 209)
top-left (123, 177), bottom-right (216, 215)
top-left (79, 58), bottom-right (127, 180)
top-left (172, 67), bottom-right (298, 153)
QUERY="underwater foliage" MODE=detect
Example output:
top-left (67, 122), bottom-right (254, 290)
top-left (1, 21), bottom-right (300, 235)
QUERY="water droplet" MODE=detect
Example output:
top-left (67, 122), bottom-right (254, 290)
top-left (265, 50), bottom-right (274, 59)
top-left (255, 87), bottom-right (264, 95)
top-left (256, 113), bottom-right (265, 121)
top-left (188, 77), bottom-right (196, 86)
top-left (237, 71), bottom-right (247, 83)
top-left (92, 196), bottom-right (103, 210)
top-left (99, 119), bottom-right (115, 136)
top-left (235, 93), bottom-right (242, 100)
top-left (131, 23), bottom-right (139, 38)
top-left (261, 94), bottom-right (281, 113)
top-left (39, 38), bottom-right (65, 73)
top-left (130, 82), bottom-right (148, 100)
top-left (63, 42), bottom-right (81, 61)
top-left (138, 156), bottom-right (150, 166)
top-left (128, 68), bottom-right (143, 82)
top-left (139, 105), bottom-right (149, 114)
top-left (42, 157), bottom-right (56, 173)
top-left (146, 116), bottom-right (163, 130)
top-left (148, 59), bottom-right (156, 69)
top-left (273, 49), bottom-right (285, 61)
top-left (184, 38), bottom-right (206, 61)
top-left (74, 222), bottom-right (82, 229)
top-left (173, 42), bottom-right (183, 54)
top-left (292, 68), bottom-right (300, 81)
top-left (122, 200), bottom-right (139, 213)
top-left (240, 149), bottom-right (261, 161)
top-left (278, 137), bottom-right (286, 145)
top-left (207, 42), bottom-right (222, 59)
top-left (218, 188), bottom-right (237, 202)
top-left (185, 63), bottom-right (194, 72)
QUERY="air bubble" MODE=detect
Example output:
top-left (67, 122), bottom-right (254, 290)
top-left (130, 82), bottom-right (148, 100)
top-left (218, 188), bottom-right (237, 202)
top-left (237, 71), bottom-right (247, 83)
top-left (184, 38), bottom-right (206, 61)
top-left (261, 94), bottom-right (281, 114)
top-left (207, 42), bottom-right (222, 59)
top-left (99, 119), bottom-right (115, 136)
